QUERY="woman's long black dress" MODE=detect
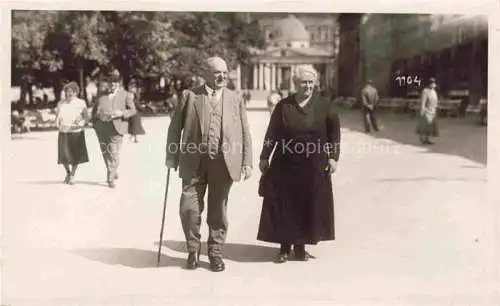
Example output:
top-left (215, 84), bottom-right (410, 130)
top-left (257, 92), bottom-right (341, 245)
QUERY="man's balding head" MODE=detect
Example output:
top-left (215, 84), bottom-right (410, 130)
top-left (206, 57), bottom-right (228, 72)
top-left (204, 56), bottom-right (229, 89)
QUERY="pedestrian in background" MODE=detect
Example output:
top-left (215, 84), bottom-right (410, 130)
top-left (85, 77), bottom-right (98, 107)
top-left (127, 79), bottom-right (146, 143)
top-left (55, 81), bottom-right (90, 185)
top-left (360, 79), bottom-right (380, 133)
top-left (416, 77), bottom-right (439, 145)
top-left (92, 70), bottom-right (137, 188)
top-left (266, 90), bottom-right (282, 114)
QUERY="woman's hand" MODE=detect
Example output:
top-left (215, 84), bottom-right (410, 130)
top-left (259, 159), bottom-right (269, 173)
top-left (326, 159), bottom-right (337, 175)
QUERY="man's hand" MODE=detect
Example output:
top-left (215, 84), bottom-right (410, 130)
top-left (242, 166), bottom-right (252, 180)
top-left (165, 160), bottom-right (178, 170)
top-left (326, 159), bottom-right (337, 175)
top-left (259, 159), bottom-right (269, 173)
top-left (72, 119), bottom-right (86, 128)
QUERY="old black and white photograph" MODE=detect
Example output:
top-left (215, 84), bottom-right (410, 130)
top-left (2, 2), bottom-right (498, 305)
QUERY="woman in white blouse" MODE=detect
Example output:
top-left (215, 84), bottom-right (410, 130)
top-left (56, 82), bottom-right (90, 184)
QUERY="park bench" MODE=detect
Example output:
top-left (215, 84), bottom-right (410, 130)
top-left (332, 97), bottom-right (357, 108)
top-left (438, 99), bottom-right (461, 118)
top-left (376, 98), bottom-right (411, 113)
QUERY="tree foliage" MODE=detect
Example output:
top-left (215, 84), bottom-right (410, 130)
top-left (169, 12), bottom-right (265, 76)
top-left (11, 11), bottom-right (265, 83)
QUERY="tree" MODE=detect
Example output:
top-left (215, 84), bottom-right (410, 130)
top-left (11, 11), bottom-right (59, 68)
top-left (95, 11), bottom-right (176, 83)
top-left (168, 12), bottom-right (265, 78)
top-left (11, 10), bottom-right (266, 102)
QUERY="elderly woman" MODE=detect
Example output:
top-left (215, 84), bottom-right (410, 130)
top-left (257, 65), bottom-right (341, 263)
top-left (56, 81), bottom-right (90, 185)
top-left (416, 78), bottom-right (439, 145)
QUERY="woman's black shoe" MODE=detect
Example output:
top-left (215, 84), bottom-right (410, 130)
top-left (293, 245), bottom-right (314, 261)
top-left (275, 252), bottom-right (289, 263)
top-left (294, 251), bottom-right (311, 261)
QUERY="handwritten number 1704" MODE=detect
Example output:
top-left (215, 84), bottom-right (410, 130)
top-left (396, 75), bottom-right (421, 87)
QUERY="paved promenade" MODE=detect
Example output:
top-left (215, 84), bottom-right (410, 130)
top-left (2, 108), bottom-right (496, 306)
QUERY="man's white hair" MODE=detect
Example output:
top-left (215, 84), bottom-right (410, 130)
top-left (292, 65), bottom-right (319, 83)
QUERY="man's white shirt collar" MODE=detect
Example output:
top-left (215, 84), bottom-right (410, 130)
top-left (108, 89), bottom-right (118, 98)
top-left (205, 85), bottom-right (222, 100)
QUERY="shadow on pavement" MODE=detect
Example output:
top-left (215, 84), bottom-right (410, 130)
top-left (377, 176), bottom-right (487, 182)
top-left (19, 180), bottom-right (109, 187)
top-left (157, 240), bottom-right (277, 263)
top-left (336, 108), bottom-right (487, 166)
top-left (11, 135), bottom-right (40, 140)
top-left (72, 248), bottom-right (185, 268)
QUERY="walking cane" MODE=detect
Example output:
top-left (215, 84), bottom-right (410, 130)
top-left (157, 168), bottom-right (171, 267)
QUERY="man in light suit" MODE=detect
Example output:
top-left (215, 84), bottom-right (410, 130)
top-left (166, 56), bottom-right (253, 272)
top-left (92, 70), bottom-right (137, 188)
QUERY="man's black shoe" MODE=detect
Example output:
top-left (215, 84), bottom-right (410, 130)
top-left (186, 251), bottom-right (200, 270)
top-left (209, 256), bottom-right (225, 272)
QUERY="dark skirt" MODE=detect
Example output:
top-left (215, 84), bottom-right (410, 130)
top-left (128, 114), bottom-right (146, 135)
top-left (257, 153), bottom-right (335, 245)
top-left (58, 131), bottom-right (89, 165)
top-left (415, 115), bottom-right (439, 137)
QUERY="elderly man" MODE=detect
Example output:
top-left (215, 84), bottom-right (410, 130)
top-left (166, 56), bottom-right (253, 272)
top-left (92, 70), bottom-right (137, 188)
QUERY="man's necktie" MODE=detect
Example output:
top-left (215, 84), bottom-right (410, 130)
top-left (210, 90), bottom-right (218, 109)
top-left (208, 90), bottom-right (219, 158)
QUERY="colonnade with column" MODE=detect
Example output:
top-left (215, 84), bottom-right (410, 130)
top-left (251, 62), bottom-right (296, 91)
top-left (233, 61), bottom-right (334, 91)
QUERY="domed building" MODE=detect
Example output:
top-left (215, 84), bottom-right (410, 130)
top-left (235, 13), bottom-right (338, 93)
top-left (270, 14), bottom-right (311, 48)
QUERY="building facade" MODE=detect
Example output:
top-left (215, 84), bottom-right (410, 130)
top-left (235, 13), bottom-right (338, 92)
top-left (359, 14), bottom-right (488, 102)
